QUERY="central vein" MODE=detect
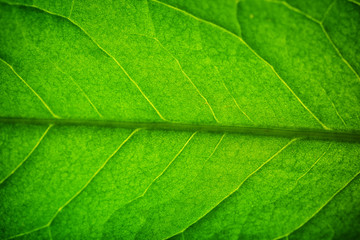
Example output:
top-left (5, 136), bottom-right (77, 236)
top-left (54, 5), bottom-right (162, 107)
top-left (1, 117), bottom-right (359, 142)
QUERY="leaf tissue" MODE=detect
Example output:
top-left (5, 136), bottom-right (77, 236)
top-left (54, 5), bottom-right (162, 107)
top-left (0, 0), bottom-right (359, 239)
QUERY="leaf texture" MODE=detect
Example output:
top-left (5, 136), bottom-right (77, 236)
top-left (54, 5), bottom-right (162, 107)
top-left (0, 0), bottom-right (359, 239)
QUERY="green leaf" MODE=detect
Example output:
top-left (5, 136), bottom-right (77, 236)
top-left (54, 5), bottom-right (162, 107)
top-left (0, 0), bottom-right (359, 239)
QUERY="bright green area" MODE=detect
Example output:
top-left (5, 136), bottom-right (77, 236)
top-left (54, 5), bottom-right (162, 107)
top-left (0, 0), bottom-right (359, 239)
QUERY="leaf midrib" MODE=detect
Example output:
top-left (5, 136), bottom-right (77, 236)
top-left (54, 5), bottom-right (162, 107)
top-left (1, 117), bottom-right (359, 142)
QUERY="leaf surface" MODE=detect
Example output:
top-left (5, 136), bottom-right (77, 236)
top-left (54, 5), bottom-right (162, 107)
top-left (0, 0), bottom-right (359, 239)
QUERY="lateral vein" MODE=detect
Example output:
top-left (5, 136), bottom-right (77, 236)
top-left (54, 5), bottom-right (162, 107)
top-left (0, 124), bottom-right (53, 185)
top-left (18, 33), bottom-right (103, 118)
top-left (6, 225), bottom-right (48, 240)
top-left (152, 37), bottom-right (220, 123)
top-left (213, 66), bottom-right (254, 123)
top-left (269, 0), bottom-right (360, 82)
top-left (5, 129), bottom-right (140, 240)
top-left (320, 24), bottom-right (360, 82)
top-left (1, 1), bottom-right (168, 122)
top-left (296, 142), bottom-right (332, 182)
top-left (273, 170), bottom-right (360, 240)
top-left (46, 128), bottom-right (140, 226)
top-left (166, 138), bottom-right (298, 239)
top-left (150, 0), bottom-right (329, 130)
top-left (122, 131), bottom-right (197, 206)
top-left (0, 57), bottom-right (60, 119)
top-left (348, 0), bottom-right (360, 6)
